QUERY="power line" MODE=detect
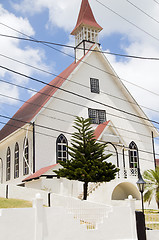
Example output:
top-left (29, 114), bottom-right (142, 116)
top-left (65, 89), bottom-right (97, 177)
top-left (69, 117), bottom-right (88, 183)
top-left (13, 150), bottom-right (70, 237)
top-left (1, 64), bottom-right (159, 127)
top-left (126, 0), bottom-right (159, 25)
top-left (1, 33), bottom-right (159, 61)
top-left (1, 53), bottom-right (159, 116)
top-left (1, 23), bottom-right (159, 100)
top-left (0, 119), bottom-right (156, 163)
top-left (95, 0), bottom-right (159, 42)
top-left (0, 114), bottom-right (158, 159)
top-left (1, 78), bottom-right (159, 142)
top-left (152, 0), bottom-right (159, 5)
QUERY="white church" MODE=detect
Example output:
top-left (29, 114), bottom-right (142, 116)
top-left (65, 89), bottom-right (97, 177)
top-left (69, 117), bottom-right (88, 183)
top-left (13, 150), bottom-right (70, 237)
top-left (0, 0), bottom-right (158, 207)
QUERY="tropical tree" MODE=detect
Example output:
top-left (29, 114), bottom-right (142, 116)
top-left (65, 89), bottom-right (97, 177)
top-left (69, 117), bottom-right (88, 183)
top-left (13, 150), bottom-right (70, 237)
top-left (54, 117), bottom-right (119, 200)
top-left (143, 167), bottom-right (159, 209)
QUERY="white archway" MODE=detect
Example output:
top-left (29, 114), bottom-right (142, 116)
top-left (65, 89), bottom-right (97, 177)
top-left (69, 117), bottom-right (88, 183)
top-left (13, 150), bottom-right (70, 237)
top-left (112, 182), bottom-right (140, 200)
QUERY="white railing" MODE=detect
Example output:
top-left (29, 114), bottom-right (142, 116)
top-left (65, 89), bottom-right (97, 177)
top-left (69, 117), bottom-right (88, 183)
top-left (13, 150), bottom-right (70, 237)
top-left (119, 168), bottom-right (138, 179)
top-left (145, 213), bottom-right (159, 230)
top-left (51, 193), bottom-right (112, 229)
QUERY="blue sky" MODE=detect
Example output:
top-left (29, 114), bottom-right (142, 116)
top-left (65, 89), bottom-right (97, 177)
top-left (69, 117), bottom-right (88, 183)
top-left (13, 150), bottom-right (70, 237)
top-left (0, 0), bottom-right (159, 152)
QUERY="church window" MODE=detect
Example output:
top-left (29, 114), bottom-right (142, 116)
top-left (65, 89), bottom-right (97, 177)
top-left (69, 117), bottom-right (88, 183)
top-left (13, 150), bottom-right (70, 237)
top-left (90, 78), bottom-right (100, 93)
top-left (129, 141), bottom-right (139, 170)
top-left (14, 143), bottom-right (19, 179)
top-left (6, 147), bottom-right (11, 181)
top-left (56, 134), bottom-right (68, 163)
top-left (88, 108), bottom-right (106, 124)
top-left (23, 138), bottom-right (29, 175)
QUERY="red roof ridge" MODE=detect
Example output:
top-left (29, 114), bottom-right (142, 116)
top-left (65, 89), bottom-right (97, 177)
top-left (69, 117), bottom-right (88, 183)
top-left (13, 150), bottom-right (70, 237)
top-left (94, 120), bottom-right (110, 140)
top-left (71, 0), bottom-right (102, 35)
top-left (23, 163), bottom-right (59, 182)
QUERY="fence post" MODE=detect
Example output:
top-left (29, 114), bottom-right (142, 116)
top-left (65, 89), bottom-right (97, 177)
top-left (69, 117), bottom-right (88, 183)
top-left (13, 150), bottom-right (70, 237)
top-left (126, 195), bottom-right (138, 239)
top-left (33, 193), bottom-right (44, 240)
top-left (48, 192), bottom-right (51, 207)
top-left (6, 185), bottom-right (8, 199)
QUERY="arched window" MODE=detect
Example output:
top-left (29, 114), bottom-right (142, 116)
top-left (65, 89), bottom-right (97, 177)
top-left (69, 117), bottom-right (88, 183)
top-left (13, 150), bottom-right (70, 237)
top-left (14, 143), bottom-right (19, 179)
top-left (0, 158), bottom-right (3, 184)
top-left (6, 147), bottom-right (11, 181)
top-left (56, 134), bottom-right (68, 163)
top-left (129, 141), bottom-right (139, 169)
top-left (23, 138), bottom-right (29, 175)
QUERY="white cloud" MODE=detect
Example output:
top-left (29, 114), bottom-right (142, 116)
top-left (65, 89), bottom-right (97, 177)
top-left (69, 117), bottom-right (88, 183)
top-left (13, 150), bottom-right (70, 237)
top-left (0, 4), bottom-right (51, 105)
top-left (10, 1), bottom-right (159, 121)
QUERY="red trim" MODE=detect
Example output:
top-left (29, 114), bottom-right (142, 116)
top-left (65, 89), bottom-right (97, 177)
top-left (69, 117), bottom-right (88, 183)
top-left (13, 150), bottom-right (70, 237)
top-left (0, 45), bottom-right (94, 141)
top-left (23, 164), bottom-right (59, 182)
top-left (94, 121), bottom-right (110, 140)
top-left (0, 61), bottom-right (79, 141)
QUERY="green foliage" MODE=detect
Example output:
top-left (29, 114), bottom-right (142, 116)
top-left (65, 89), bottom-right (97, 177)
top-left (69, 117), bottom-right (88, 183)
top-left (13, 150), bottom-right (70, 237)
top-left (54, 117), bottom-right (119, 199)
top-left (143, 167), bottom-right (159, 209)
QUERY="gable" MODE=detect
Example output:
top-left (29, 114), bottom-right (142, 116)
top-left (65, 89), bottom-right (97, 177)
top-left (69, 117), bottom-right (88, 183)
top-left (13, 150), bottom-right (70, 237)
top-left (94, 120), bottom-right (125, 145)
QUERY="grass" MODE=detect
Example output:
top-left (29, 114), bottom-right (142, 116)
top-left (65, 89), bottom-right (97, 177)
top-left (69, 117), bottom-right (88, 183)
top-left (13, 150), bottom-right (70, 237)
top-left (0, 197), bottom-right (32, 208)
top-left (144, 209), bottom-right (159, 230)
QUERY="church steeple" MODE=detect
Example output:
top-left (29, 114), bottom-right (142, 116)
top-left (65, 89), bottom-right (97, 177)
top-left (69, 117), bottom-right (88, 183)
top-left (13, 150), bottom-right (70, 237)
top-left (71, 0), bottom-right (102, 60)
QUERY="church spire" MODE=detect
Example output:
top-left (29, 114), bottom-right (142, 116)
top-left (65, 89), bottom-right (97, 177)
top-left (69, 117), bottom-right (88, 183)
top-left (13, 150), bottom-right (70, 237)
top-left (71, 0), bottom-right (102, 47)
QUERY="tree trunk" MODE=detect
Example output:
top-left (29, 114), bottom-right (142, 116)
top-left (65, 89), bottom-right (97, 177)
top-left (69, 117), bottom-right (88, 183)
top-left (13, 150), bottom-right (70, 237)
top-left (83, 182), bottom-right (88, 200)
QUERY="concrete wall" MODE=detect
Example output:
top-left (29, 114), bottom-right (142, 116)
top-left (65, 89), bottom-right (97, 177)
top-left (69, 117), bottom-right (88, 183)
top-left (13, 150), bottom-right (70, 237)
top-left (0, 193), bottom-right (139, 240)
top-left (147, 231), bottom-right (159, 240)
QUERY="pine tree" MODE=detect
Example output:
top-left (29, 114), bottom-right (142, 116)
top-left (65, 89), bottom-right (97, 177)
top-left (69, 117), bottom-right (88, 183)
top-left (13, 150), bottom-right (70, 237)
top-left (54, 117), bottom-right (119, 200)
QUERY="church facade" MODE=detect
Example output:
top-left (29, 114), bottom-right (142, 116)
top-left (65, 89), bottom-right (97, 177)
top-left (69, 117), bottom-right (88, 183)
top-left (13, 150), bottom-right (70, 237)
top-left (0, 0), bottom-right (158, 205)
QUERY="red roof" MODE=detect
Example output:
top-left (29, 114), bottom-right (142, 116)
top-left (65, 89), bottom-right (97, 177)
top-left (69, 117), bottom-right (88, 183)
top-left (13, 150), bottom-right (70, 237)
top-left (71, 0), bottom-right (103, 35)
top-left (0, 61), bottom-right (80, 141)
top-left (23, 164), bottom-right (59, 182)
top-left (94, 121), bottom-right (110, 140)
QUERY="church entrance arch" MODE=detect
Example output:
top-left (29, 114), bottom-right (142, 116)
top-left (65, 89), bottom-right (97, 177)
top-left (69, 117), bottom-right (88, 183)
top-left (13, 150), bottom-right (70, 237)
top-left (112, 182), bottom-right (140, 200)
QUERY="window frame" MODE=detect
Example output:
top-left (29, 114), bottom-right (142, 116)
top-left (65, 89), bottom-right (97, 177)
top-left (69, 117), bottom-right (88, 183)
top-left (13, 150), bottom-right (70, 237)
top-left (14, 142), bottom-right (19, 179)
top-left (23, 138), bottom-right (29, 176)
top-left (56, 134), bottom-right (68, 163)
top-left (88, 108), bottom-right (106, 124)
top-left (6, 147), bottom-right (11, 181)
top-left (90, 78), bottom-right (100, 94)
top-left (129, 141), bottom-right (139, 169)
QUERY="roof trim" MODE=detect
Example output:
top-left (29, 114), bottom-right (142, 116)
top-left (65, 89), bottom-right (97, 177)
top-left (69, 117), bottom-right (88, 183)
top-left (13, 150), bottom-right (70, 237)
top-left (23, 164), bottom-right (59, 182)
top-left (94, 121), bottom-right (110, 140)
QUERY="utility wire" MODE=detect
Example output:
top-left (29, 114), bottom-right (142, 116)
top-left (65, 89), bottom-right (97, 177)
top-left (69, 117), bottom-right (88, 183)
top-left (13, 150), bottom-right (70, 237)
top-left (1, 79), bottom-right (159, 142)
top-left (0, 119), bottom-right (156, 162)
top-left (0, 90), bottom-right (157, 145)
top-left (1, 53), bottom-right (159, 115)
top-left (95, 0), bottom-right (159, 42)
top-left (1, 33), bottom-right (159, 61)
top-left (0, 64), bottom-right (159, 127)
top-left (152, 0), bottom-right (159, 5)
top-left (126, 0), bottom-right (159, 25)
top-left (1, 23), bottom-right (159, 99)
top-left (0, 114), bottom-right (158, 159)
